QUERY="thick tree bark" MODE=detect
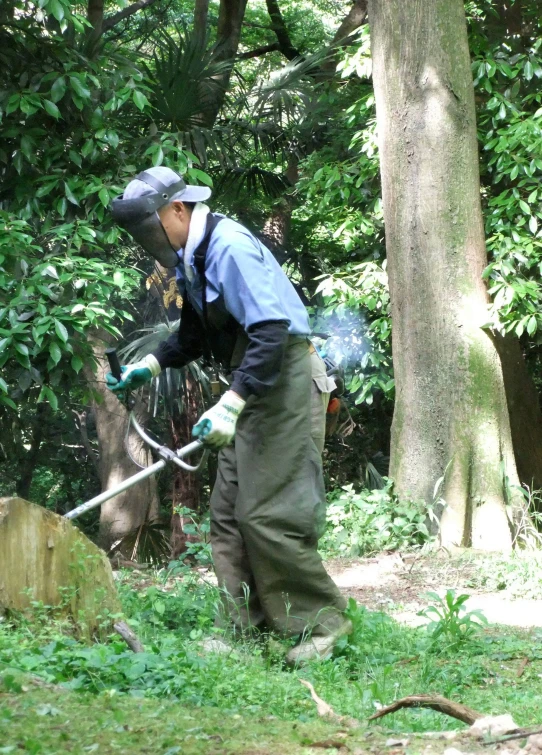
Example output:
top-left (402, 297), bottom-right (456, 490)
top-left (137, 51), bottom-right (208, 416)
top-left (83, 332), bottom-right (159, 552)
top-left (265, 0), bottom-right (300, 60)
top-left (15, 403), bottom-right (48, 501)
top-left (215, 0), bottom-right (249, 61)
top-left (102, 0), bottom-right (160, 32)
top-left (322, 0), bottom-right (368, 73)
top-left (206, 0), bottom-right (249, 123)
top-left (87, 0), bottom-right (104, 36)
top-left (493, 334), bottom-right (542, 494)
top-left (332, 0), bottom-right (368, 44)
top-left (368, 0), bottom-right (524, 550)
top-left (169, 372), bottom-right (203, 560)
top-left (194, 0), bottom-right (210, 41)
top-left (238, 43), bottom-right (280, 60)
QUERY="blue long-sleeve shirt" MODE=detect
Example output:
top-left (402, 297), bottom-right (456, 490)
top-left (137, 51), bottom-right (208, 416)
top-left (177, 217), bottom-right (310, 335)
top-left (153, 216), bottom-right (310, 399)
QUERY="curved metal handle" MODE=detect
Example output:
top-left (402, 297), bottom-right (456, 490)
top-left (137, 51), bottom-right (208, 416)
top-left (130, 413), bottom-right (208, 472)
top-left (172, 440), bottom-right (209, 472)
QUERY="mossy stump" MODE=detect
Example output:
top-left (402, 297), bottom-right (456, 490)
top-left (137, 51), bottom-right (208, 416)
top-left (0, 497), bottom-right (122, 636)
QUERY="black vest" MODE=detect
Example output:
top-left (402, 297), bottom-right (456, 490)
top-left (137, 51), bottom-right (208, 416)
top-left (181, 213), bottom-right (247, 368)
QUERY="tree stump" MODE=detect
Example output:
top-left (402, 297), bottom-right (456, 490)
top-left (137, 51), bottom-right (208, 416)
top-left (0, 497), bottom-right (122, 637)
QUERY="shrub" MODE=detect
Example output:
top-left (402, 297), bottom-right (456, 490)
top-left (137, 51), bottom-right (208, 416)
top-left (320, 480), bottom-right (431, 557)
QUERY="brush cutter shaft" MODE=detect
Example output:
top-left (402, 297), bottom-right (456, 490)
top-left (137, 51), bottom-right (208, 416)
top-left (65, 459), bottom-right (166, 520)
top-left (65, 412), bottom-right (207, 520)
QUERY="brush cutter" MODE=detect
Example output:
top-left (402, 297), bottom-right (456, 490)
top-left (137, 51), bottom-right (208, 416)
top-left (65, 348), bottom-right (208, 521)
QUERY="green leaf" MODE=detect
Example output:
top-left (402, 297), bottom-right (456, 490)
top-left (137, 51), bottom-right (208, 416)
top-left (69, 149), bottom-right (82, 167)
top-left (39, 385), bottom-right (58, 411)
top-left (524, 60), bottom-right (534, 81)
top-left (49, 342), bottom-right (62, 365)
top-left (48, 0), bottom-right (64, 21)
top-left (189, 168), bottom-right (213, 187)
top-left (64, 182), bottom-right (79, 206)
top-left (152, 146), bottom-right (164, 167)
top-left (71, 355), bottom-right (83, 373)
top-left (57, 196), bottom-right (67, 216)
top-left (519, 199), bottom-right (530, 214)
top-left (529, 215), bottom-right (538, 235)
top-left (43, 99), bottom-right (61, 119)
top-left (113, 271), bottom-right (125, 287)
top-left (527, 316), bottom-right (537, 336)
top-left (133, 90), bottom-right (149, 111)
top-left (42, 265), bottom-right (59, 280)
top-left (14, 342), bottom-right (29, 357)
top-left (69, 76), bottom-right (91, 100)
top-left (54, 320), bottom-right (69, 343)
top-left (50, 76), bottom-right (66, 103)
top-left (106, 130), bottom-right (119, 149)
top-left (6, 94), bottom-right (21, 114)
top-left (98, 187), bottom-right (109, 207)
top-left (0, 377), bottom-right (8, 394)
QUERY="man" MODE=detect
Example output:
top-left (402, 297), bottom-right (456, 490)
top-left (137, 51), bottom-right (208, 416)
top-left (107, 166), bottom-right (350, 663)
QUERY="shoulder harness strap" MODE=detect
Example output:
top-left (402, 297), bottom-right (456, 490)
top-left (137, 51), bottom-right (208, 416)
top-left (192, 214), bottom-right (224, 329)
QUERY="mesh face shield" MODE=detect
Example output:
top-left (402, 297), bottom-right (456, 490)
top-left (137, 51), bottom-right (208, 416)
top-left (111, 171), bottom-right (187, 268)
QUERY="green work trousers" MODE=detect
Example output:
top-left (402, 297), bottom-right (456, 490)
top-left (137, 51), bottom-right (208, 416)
top-left (210, 338), bottom-right (346, 637)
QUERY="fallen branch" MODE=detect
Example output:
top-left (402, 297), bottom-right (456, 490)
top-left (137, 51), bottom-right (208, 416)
top-left (300, 680), bottom-right (358, 728)
top-left (114, 621), bottom-right (144, 653)
top-left (481, 727), bottom-right (542, 746)
top-left (517, 658), bottom-right (529, 677)
top-left (369, 695), bottom-right (484, 725)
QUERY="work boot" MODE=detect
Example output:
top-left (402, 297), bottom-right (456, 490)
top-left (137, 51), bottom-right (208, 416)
top-left (285, 620), bottom-right (353, 666)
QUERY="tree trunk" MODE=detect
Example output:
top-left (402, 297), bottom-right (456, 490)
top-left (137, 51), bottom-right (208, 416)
top-left (194, 0), bottom-right (210, 40)
top-left (265, 0), bottom-right (300, 60)
top-left (83, 332), bottom-right (159, 552)
top-left (493, 333), bottom-right (542, 495)
top-left (87, 0), bottom-right (104, 33)
top-left (169, 371), bottom-right (203, 560)
top-left (15, 403), bottom-right (47, 501)
top-left (368, 0), bottom-right (524, 551)
top-left (205, 0), bottom-right (249, 123)
top-left (0, 496), bottom-right (122, 638)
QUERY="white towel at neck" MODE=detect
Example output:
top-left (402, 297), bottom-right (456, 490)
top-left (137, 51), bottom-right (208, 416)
top-left (182, 202), bottom-right (210, 283)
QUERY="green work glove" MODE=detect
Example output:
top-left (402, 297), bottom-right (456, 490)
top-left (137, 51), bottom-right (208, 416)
top-left (192, 391), bottom-right (246, 450)
top-left (105, 354), bottom-right (161, 398)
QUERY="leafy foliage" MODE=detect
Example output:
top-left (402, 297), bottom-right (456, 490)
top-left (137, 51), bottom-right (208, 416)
top-left (0, 214), bottom-right (138, 411)
top-left (417, 591), bottom-right (488, 650)
top-left (3, 565), bottom-right (542, 734)
top-left (319, 482), bottom-right (431, 558)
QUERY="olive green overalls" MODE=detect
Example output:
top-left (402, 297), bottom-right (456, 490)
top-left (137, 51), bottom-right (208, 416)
top-left (210, 337), bottom-right (346, 637)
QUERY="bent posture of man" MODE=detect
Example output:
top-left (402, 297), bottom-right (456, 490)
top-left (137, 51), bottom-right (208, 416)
top-left (107, 167), bottom-right (350, 663)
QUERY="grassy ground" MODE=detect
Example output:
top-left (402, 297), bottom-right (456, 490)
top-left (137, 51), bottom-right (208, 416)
top-left (1, 554), bottom-right (542, 753)
top-left (0, 687), bottom-right (503, 755)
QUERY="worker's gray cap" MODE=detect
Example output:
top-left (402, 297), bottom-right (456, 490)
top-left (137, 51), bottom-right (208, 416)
top-left (123, 166), bottom-right (212, 203)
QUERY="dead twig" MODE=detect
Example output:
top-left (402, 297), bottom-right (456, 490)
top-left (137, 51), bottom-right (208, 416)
top-left (300, 680), bottom-right (359, 728)
top-left (394, 655), bottom-right (419, 666)
top-left (369, 695), bottom-right (484, 725)
top-left (308, 742), bottom-right (348, 750)
top-left (114, 621), bottom-right (145, 653)
top-left (517, 658), bottom-right (530, 677)
top-left (482, 727), bottom-right (542, 746)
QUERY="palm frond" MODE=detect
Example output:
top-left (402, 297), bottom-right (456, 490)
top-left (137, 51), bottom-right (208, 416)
top-left (118, 321), bottom-right (215, 419)
top-left (249, 51), bottom-right (327, 125)
top-left (215, 166), bottom-right (289, 199)
top-left (147, 24), bottom-right (232, 132)
top-left (119, 321), bottom-right (180, 363)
